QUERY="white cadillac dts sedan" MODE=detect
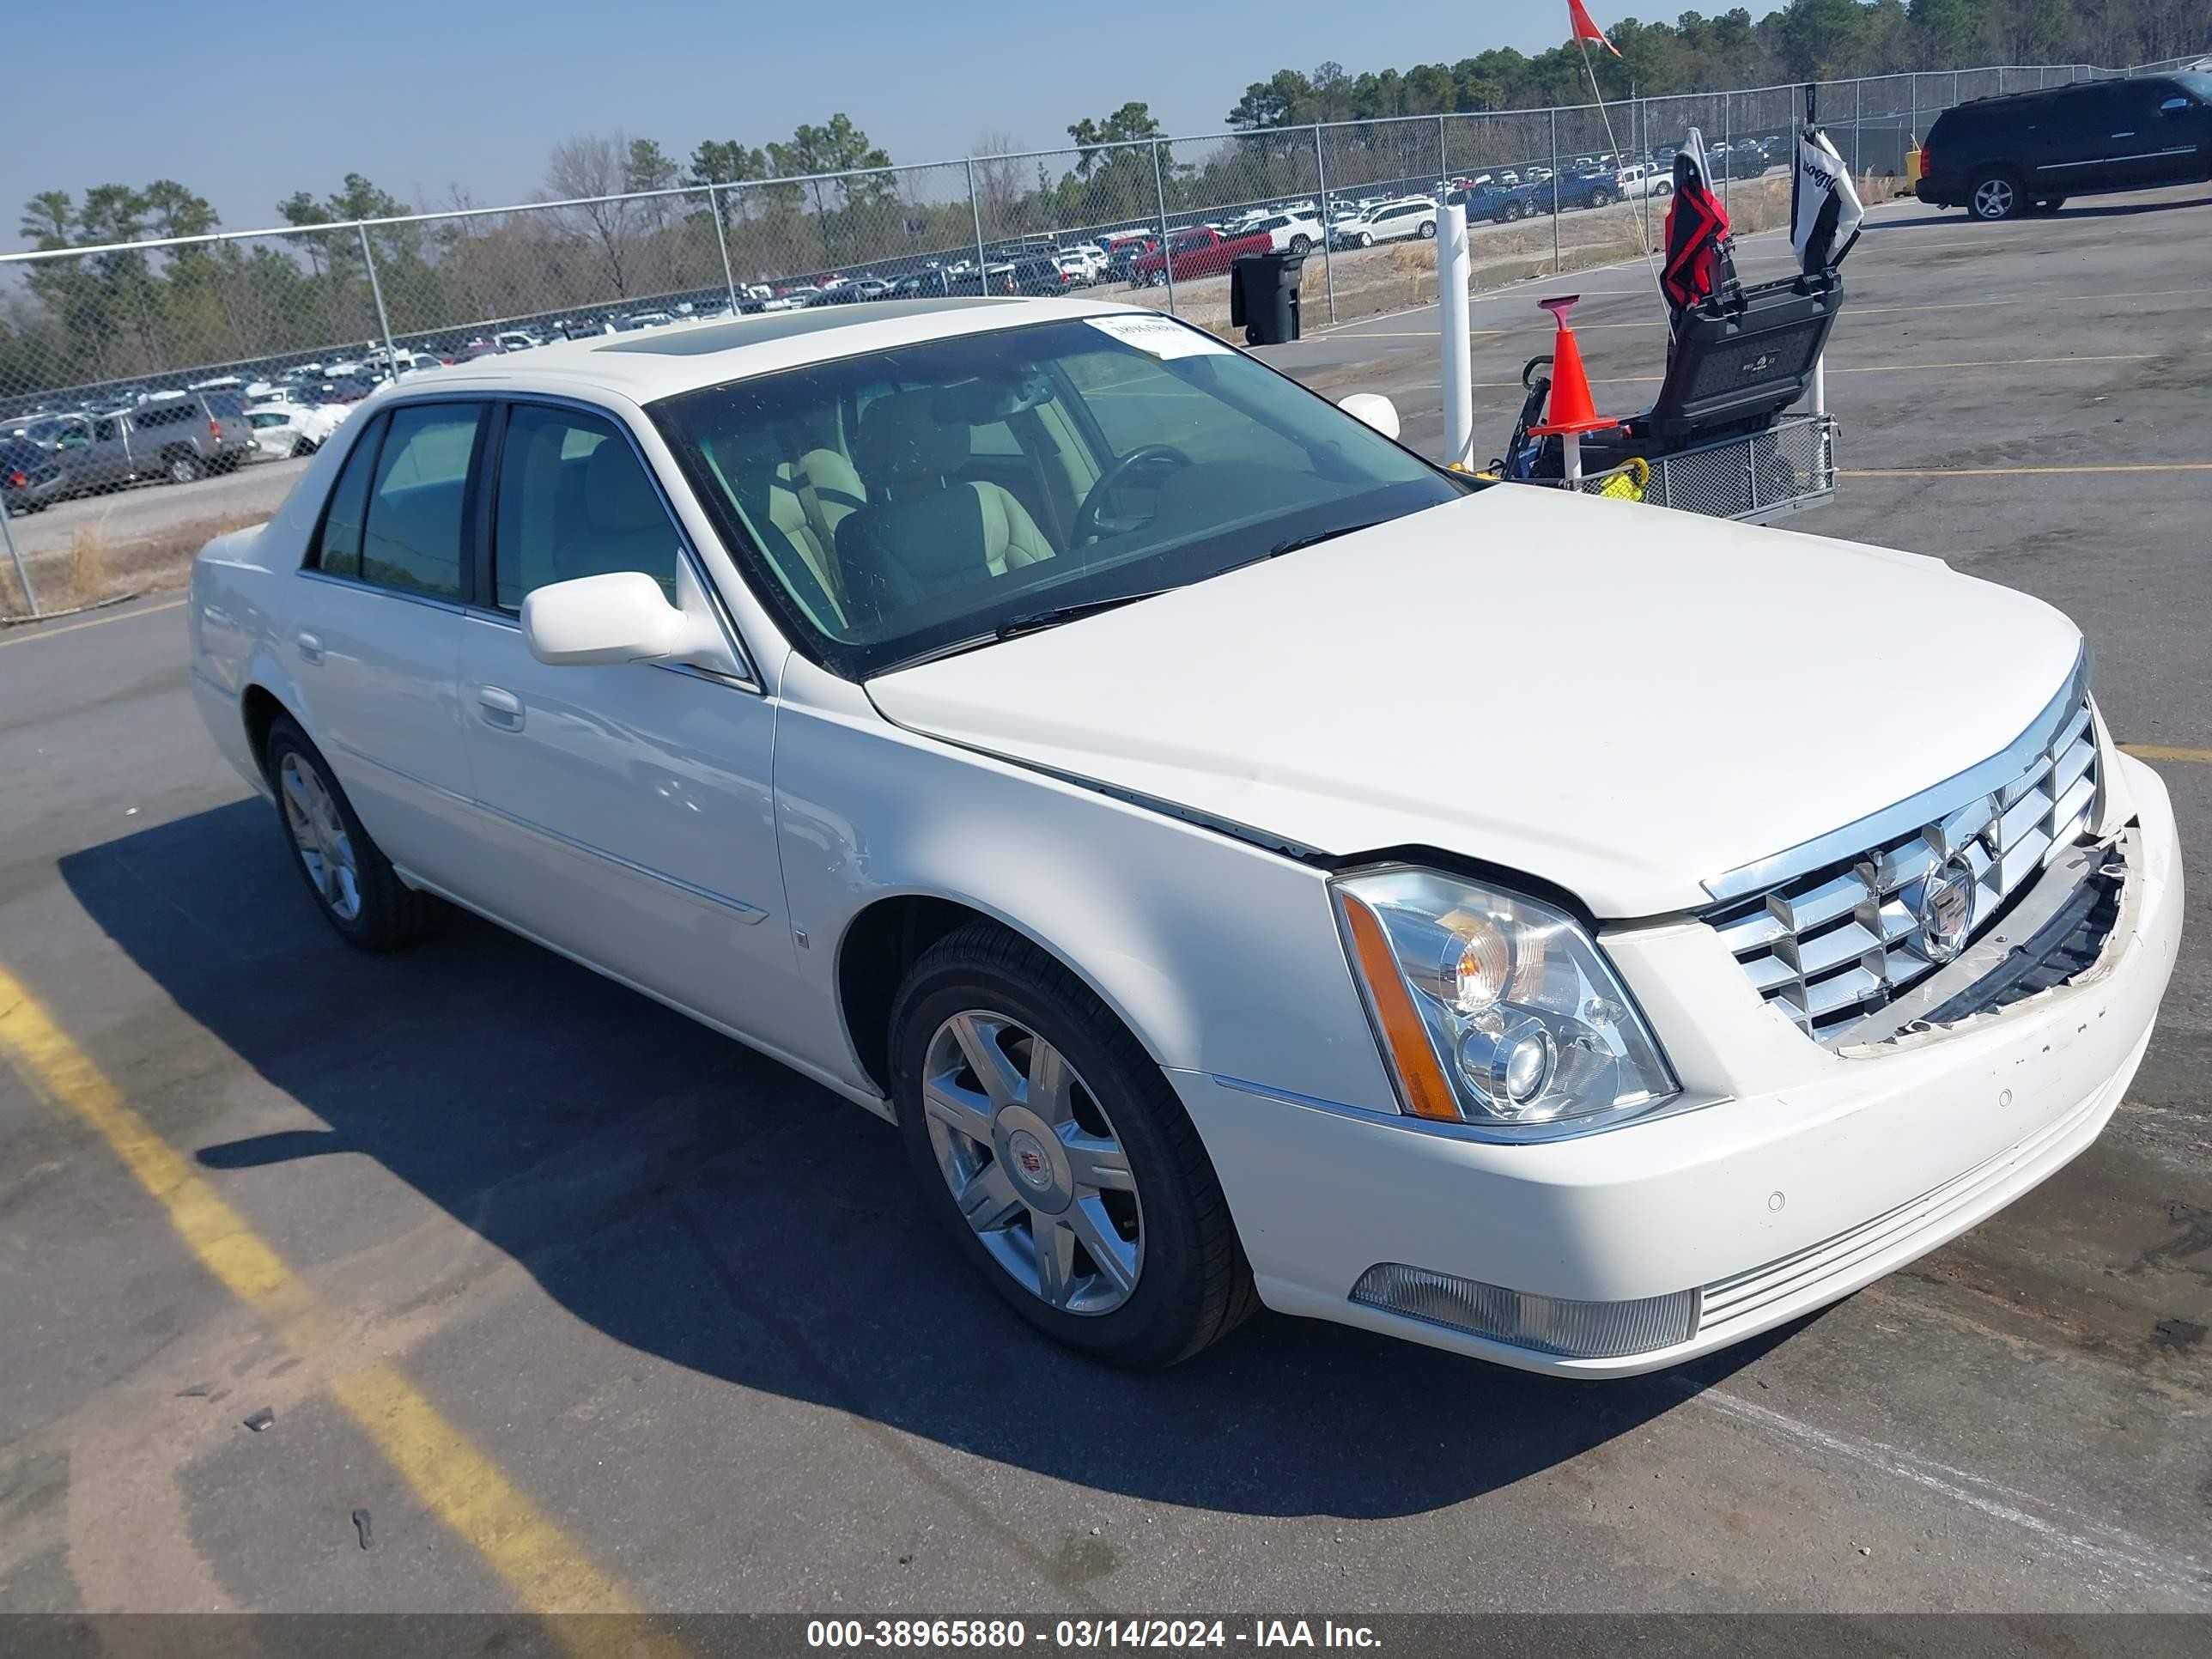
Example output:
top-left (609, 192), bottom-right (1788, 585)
top-left (189, 296), bottom-right (2183, 1374)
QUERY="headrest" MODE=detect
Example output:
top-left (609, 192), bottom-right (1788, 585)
top-left (856, 392), bottom-right (967, 490)
top-left (583, 438), bottom-right (665, 534)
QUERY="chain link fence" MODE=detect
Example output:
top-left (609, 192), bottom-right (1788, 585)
top-left (0, 53), bottom-right (2194, 612)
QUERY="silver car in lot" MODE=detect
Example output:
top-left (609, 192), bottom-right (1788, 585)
top-left (47, 391), bottom-right (258, 490)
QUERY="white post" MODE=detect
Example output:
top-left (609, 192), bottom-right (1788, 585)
top-left (1437, 203), bottom-right (1474, 471)
top-left (1812, 355), bottom-right (1826, 417)
top-left (1562, 431), bottom-right (1585, 484)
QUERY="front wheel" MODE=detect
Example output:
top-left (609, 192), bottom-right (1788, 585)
top-left (1358, 231), bottom-right (1374, 247)
top-left (1970, 172), bottom-right (2023, 220)
top-left (263, 714), bottom-right (440, 951)
top-left (891, 922), bottom-right (1255, 1369)
top-left (1589, 189), bottom-right (1613, 208)
top-left (1288, 234), bottom-right (1310, 253)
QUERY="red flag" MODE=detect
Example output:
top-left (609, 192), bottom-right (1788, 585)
top-left (1568, 0), bottom-right (1624, 55)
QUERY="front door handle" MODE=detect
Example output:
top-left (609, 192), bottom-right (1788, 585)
top-left (295, 630), bottom-right (324, 665)
top-left (477, 685), bottom-right (524, 731)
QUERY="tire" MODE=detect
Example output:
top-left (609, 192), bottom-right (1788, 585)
top-left (1590, 189), bottom-right (1613, 209)
top-left (1501, 203), bottom-right (1521, 223)
top-left (262, 714), bottom-right (440, 952)
top-left (291, 437), bottom-right (318, 459)
top-left (1417, 218), bottom-right (1437, 239)
top-left (1655, 180), bottom-right (1674, 197)
top-left (164, 449), bottom-right (204, 484)
top-left (890, 921), bottom-right (1256, 1370)
top-left (1288, 234), bottom-right (1310, 253)
top-left (1969, 171), bottom-right (2024, 221)
top-left (1358, 231), bottom-right (1374, 247)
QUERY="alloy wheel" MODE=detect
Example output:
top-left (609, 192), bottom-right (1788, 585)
top-left (279, 753), bottom-right (362, 921)
top-left (921, 1010), bottom-right (1143, 1316)
top-left (1972, 178), bottom-right (2015, 219)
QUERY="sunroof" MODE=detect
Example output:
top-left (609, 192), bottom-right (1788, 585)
top-left (596, 297), bottom-right (1026, 356)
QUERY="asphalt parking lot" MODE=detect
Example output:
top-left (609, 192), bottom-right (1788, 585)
top-left (1, 184), bottom-right (2208, 1623)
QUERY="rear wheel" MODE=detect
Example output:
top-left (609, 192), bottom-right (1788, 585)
top-left (1358, 230), bottom-right (1375, 246)
top-left (263, 714), bottom-right (440, 951)
top-left (891, 921), bottom-right (1255, 1369)
top-left (1417, 218), bottom-right (1437, 239)
top-left (1589, 188), bottom-right (1613, 208)
top-left (1969, 171), bottom-right (2024, 221)
top-left (164, 449), bottom-right (204, 484)
top-left (1288, 234), bottom-right (1310, 253)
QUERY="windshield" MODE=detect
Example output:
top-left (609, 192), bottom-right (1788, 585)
top-left (2172, 70), bottom-right (2212, 102)
top-left (652, 314), bottom-right (1467, 678)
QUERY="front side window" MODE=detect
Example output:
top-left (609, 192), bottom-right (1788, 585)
top-left (493, 404), bottom-right (675, 611)
top-left (358, 402), bottom-right (483, 599)
top-left (653, 316), bottom-right (1465, 678)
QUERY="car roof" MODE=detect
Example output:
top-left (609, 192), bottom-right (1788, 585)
top-left (389, 295), bottom-right (1158, 406)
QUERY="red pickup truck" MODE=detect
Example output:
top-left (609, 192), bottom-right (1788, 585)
top-left (1131, 223), bottom-right (1273, 284)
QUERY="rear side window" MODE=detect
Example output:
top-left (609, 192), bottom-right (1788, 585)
top-left (137, 404), bottom-right (194, 430)
top-left (312, 416), bottom-right (383, 579)
top-left (204, 392), bottom-right (246, 418)
top-left (359, 403), bottom-right (483, 599)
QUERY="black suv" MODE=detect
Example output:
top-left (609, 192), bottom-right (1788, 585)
top-left (1919, 72), bottom-right (2211, 220)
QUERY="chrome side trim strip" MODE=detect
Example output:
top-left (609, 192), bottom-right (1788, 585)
top-left (1702, 647), bottom-right (2087, 904)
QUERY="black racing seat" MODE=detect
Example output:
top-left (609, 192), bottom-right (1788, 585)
top-left (1576, 268), bottom-right (1843, 468)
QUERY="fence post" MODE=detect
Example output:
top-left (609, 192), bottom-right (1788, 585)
top-left (1549, 108), bottom-right (1562, 273)
top-left (964, 158), bottom-right (988, 298)
top-left (1638, 94), bottom-right (1650, 252)
top-left (357, 225), bottom-right (397, 363)
top-left (1437, 112), bottom-right (1449, 183)
top-left (1911, 74), bottom-right (1919, 149)
top-left (707, 185), bottom-right (741, 313)
top-left (0, 496), bottom-right (36, 621)
top-left (1313, 125), bottom-right (1337, 325)
top-left (1722, 91), bottom-right (1732, 215)
top-left (1151, 142), bottom-right (1177, 317)
top-left (1852, 78), bottom-right (1863, 173)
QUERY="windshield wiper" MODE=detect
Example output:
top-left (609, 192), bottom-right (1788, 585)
top-left (1262, 520), bottom-right (1388, 560)
top-left (993, 588), bottom-right (1172, 641)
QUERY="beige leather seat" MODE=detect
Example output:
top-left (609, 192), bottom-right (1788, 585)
top-left (835, 392), bottom-right (1053, 619)
top-left (767, 447), bottom-right (866, 602)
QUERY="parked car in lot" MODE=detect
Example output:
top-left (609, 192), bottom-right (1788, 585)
top-left (1, 434), bottom-right (67, 514)
top-left (1918, 72), bottom-right (2212, 219)
top-left (1330, 197), bottom-right (1437, 247)
top-left (1611, 162), bottom-right (1674, 200)
top-left (1131, 222), bottom-right (1273, 283)
top-left (49, 389), bottom-right (256, 489)
top-left (246, 399), bottom-right (345, 459)
top-left (186, 296), bottom-right (2182, 1376)
top-left (1243, 210), bottom-right (1322, 253)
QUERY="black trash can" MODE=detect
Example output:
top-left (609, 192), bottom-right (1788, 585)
top-left (1230, 251), bottom-right (1305, 345)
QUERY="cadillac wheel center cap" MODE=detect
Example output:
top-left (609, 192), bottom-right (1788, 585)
top-left (1917, 854), bottom-right (1978, 964)
top-left (1006, 1129), bottom-right (1054, 1191)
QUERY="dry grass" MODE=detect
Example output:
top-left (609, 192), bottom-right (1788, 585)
top-left (2, 510), bottom-right (264, 623)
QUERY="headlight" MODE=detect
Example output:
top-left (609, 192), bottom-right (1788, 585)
top-left (1333, 867), bottom-right (1678, 1133)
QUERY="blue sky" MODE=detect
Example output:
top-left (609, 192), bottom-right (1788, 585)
top-left (5, 0), bottom-right (1757, 242)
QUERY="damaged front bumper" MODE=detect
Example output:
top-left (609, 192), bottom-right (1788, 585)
top-left (1174, 751), bottom-right (2183, 1376)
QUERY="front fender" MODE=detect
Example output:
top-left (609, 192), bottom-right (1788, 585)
top-left (771, 698), bottom-right (1397, 1115)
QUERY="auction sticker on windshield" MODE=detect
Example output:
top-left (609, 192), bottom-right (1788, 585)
top-left (1085, 315), bottom-right (1231, 359)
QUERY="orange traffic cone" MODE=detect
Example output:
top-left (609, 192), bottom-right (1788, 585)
top-left (1528, 295), bottom-right (1617, 437)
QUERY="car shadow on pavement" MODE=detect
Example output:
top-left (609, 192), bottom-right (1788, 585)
top-left (61, 800), bottom-right (1793, 1522)
top-left (1866, 194), bottom-right (2212, 230)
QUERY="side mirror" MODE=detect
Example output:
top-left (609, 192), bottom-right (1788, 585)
top-left (1338, 392), bottom-right (1401, 441)
top-left (522, 568), bottom-right (719, 668)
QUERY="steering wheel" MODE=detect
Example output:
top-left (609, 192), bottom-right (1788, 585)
top-left (1071, 444), bottom-right (1194, 544)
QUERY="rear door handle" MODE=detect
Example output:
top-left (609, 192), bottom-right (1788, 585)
top-left (2112, 131), bottom-right (2135, 137)
top-left (295, 630), bottom-right (324, 665)
top-left (477, 685), bottom-right (524, 731)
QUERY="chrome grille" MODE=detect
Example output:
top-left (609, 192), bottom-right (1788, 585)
top-left (1708, 690), bottom-right (2101, 1045)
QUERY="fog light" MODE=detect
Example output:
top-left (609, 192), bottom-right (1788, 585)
top-left (1351, 1262), bottom-right (1699, 1358)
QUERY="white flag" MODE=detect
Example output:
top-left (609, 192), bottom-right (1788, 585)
top-left (1791, 127), bottom-right (1863, 272)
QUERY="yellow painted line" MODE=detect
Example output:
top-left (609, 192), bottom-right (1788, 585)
top-left (0, 596), bottom-right (185, 648)
top-left (2122, 744), bottom-right (2212, 763)
top-left (1844, 462), bottom-right (2212, 477)
top-left (0, 963), bottom-right (681, 1655)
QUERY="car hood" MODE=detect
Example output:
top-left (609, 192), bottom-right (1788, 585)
top-left (866, 488), bottom-right (2084, 917)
